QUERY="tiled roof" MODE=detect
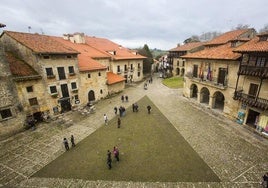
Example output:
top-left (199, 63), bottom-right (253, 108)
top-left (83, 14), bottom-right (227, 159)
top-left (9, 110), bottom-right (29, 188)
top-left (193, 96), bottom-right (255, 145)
top-left (169, 42), bottom-right (203, 51)
top-left (204, 29), bottom-right (253, 46)
top-left (3, 31), bottom-right (79, 54)
top-left (106, 72), bottom-right (125, 85)
top-left (234, 36), bottom-right (268, 53)
top-left (52, 37), bottom-right (107, 71)
top-left (5, 52), bottom-right (41, 80)
top-left (85, 36), bottom-right (146, 60)
top-left (182, 43), bottom-right (241, 60)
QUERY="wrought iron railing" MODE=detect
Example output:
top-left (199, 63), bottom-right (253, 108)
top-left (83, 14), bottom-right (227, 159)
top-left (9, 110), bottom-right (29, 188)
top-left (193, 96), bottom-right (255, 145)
top-left (234, 91), bottom-right (268, 110)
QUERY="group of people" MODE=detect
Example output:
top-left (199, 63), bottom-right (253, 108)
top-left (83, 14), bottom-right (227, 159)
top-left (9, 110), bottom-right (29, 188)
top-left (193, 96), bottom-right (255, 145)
top-left (114, 106), bottom-right (126, 117)
top-left (121, 95), bottom-right (128, 102)
top-left (63, 135), bottom-right (75, 151)
top-left (132, 103), bottom-right (139, 112)
top-left (107, 146), bottom-right (120, 169)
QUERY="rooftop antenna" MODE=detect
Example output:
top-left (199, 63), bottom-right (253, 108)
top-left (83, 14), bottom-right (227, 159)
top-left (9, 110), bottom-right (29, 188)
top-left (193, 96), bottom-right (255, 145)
top-left (28, 26), bottom-right (31, 33)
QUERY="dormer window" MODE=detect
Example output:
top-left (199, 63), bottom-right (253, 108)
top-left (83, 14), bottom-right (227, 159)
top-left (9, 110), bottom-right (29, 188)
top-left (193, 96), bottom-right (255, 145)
top-left (231, 41), bottom-right (236, 47)
top-left (108, 51), bottom-right (116, 55)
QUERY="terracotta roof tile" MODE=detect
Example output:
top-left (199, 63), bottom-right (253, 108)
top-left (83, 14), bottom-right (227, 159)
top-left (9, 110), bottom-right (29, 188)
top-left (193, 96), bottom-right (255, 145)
top-left (205, 29), bottom-right (254, 46)
top-left (52, 37), bottom-right (107, 71)
top-left (169, 42), bottom-right (203, 51)
top-left (234, 36), bottom-right (268, 53)
top-left (85, 36), bottom-right (146, 60)
top-left (3, 31), bottom-right (79, 54)
top-left (106, 71), bottom-right (125, 85)
top-left (183, 42), bottom-right (241, 60)
top-left (5, 52), bottom-right (40, 79)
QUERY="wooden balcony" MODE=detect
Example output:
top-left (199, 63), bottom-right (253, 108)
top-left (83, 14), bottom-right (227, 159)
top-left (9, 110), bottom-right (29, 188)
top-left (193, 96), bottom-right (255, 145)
top-left (238, 65), bottom-right (268, 78)
top-left (234, 91), bottom-right (268, 110)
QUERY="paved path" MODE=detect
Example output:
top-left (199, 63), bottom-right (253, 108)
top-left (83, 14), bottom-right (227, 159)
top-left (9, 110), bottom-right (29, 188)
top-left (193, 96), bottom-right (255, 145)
top-left (0, 74), bottom-right (267, 187)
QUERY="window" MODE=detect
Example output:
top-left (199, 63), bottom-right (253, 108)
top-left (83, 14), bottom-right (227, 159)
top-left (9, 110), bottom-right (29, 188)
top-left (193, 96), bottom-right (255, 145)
top-left (57, 67), bottom-right (66, 80)
top-left (218, 68), bottom-right (227, 85)
top-left (26, 86), bottom-right (33, 93)
top-left (193, 65), bottom-right (198, 78)
top-left (130, 64), bottom-right (133, 70)
top-left (138, 72), bottom-right (140, 77)
top-left (248, 83), bottom-right (258, 98)
top-left (88, 73), bottom-right (91, 78)
top-left (68, 66), bottom-right (75, 74)
top-left (124, 64), bottom-right (127, 72)
top-left (74, 95), bottom-right (79, 100)
top-left (138, 63), bottom-right (140, 68)
top-left (248, 56), bottom-right (257, 66)
top-left (100, 89), bottom-right (103, 94)
top-left (117, 65), bottom-right (121, 73)
top-left (67, 55), bottom-right (72, 59)
top-left (98, 72), bottom-right (101, 76)
top-left (256, 57), bottom-right (266, 67)
top-left (46, 68), bottom-right (54, 76)
top-left (50, 86), bottom-right (57, 94)
top-left (0, 108), bottom-right (12, 119)
top-left (242, 54), bottom-right (249, 65)
top-left (43, 55), bottom-right (50, 59)
top-left (71, 82), bottom-right (77, 90)
top-left (29, 97), bottom-right (38, 106)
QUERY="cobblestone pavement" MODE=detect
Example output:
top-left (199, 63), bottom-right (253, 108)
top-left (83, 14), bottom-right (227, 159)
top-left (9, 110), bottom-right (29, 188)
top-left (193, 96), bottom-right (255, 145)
top-left (0, 74), bottom-right (268, 188)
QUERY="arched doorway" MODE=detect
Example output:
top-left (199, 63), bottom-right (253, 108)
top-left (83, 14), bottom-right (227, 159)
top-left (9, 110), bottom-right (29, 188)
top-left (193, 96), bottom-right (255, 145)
top-left (200, 87), bottom-right (210, 104)
top-left (181, 68), bottom-right (185, 76)
top-left (176, 68), bottom-right (180, 75)
top-left (88, 90), bottom-right (95, 102)
top-left (213, 91), bottom-right (225, 110)
top-left (190, 84), bottom-right (198, 99)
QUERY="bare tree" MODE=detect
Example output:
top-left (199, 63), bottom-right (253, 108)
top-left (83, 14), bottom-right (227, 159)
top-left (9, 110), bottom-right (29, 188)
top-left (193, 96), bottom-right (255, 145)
top-left (259, 24), bottom-right (268, 33)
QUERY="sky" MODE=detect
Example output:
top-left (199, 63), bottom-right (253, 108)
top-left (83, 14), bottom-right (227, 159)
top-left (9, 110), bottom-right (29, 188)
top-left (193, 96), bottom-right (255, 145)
top-left (1, 0), bottom-right (268, 50)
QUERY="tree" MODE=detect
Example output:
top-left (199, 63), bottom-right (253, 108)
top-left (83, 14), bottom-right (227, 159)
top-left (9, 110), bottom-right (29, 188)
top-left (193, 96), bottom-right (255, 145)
top-left (183, 35), bottom-right (200, 44)
top-left (138, 44), bottom-right (153, 74)
top-left (234, 24), bottom-right (250, 30)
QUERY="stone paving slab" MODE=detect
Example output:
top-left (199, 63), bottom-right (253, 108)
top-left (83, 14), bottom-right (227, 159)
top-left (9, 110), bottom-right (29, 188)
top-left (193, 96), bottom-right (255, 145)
top-left (0, 75), bottom-right (267, 187)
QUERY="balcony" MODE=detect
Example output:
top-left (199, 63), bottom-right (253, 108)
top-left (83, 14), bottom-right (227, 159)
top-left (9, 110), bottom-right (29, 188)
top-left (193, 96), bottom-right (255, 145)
top-left (234, 91), bottom-right (268, 110)
top-left (238, 65), bottom-right (268, 78)
top-left (185, 73), bottom-right (228, 90)
top-left (47, 74), bottom-right (55, 79)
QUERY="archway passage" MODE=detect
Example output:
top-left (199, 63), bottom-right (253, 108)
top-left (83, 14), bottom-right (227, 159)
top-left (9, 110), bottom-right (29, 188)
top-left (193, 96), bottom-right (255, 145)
top-left (88, 90), bottom-right (95, 102)
top-left (213, 91), bottom-right (225, 111)
top-left (200, 87), bottom-right (210, 104)
top-left (190, 84), bottom-right (198, 99)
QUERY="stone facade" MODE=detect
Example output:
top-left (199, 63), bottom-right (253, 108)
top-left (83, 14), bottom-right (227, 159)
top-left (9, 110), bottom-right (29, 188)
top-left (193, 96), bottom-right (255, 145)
top-left (183, 58), bottom-right (240, 120)
top-left (111, 59), bottom-right (143, 83)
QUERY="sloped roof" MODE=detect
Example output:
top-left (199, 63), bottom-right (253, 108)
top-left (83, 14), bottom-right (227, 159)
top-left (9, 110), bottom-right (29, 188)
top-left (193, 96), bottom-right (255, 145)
top-left (234, 35), bottom-right (268, 53)
top-left (2, 31), bottom-right (79, 54)
top-left (52, 37), bottom-right (107, 71)
top-left (204, 29), bottom-right (253, 46)
top-left (106, 72), bottom-right (125, 85)
top-left (5, 52), bottom-right (41, 80)
top-left (169, 42), bottom-right (203, 52)
top-left (182, 43), bottom-right (241, 60)
top-left (85, 36), bottom-right (146, 60)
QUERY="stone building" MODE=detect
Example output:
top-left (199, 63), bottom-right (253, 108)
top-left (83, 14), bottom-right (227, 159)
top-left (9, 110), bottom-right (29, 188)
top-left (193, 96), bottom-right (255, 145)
top-left (233, 32), bottom-right (268, 135)
top-left (168, 42), bottom-right (204, 76)
top-left (85, 36), bottom-right (146, 83)
top-left (182, 29), bottom-right (256, 120)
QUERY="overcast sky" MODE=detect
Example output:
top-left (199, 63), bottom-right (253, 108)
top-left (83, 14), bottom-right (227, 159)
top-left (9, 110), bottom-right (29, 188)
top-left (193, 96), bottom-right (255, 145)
top-left (1, 0), bottom-right (268, 50)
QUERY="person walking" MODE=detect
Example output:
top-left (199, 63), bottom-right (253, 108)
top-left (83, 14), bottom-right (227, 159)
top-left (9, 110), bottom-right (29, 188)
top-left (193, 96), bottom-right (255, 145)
top-left (70, 135), bottom-right (75, 147)
top-left (262, 172), bottom-right (268, 188)
top-left (132, 103), bottom-right (135, 112)
top-left (107, 150), bottom-right (112, 169)
top-left (147, 105), bottom-right (152, 114)
top-left (117, 117), bottom-right (121, 128)
top-left (121, 95), bottom-right (124, 102)
top-left (104, 114), bottom-right (108, 125)
top-left (113, 146), bottom-right (119, 162)
top-left (125, 95), bottom-right (128, 102)
top-left (63, 138), bottom-right (69, 151)
top-left (114, 107), bottom-right (118, 115)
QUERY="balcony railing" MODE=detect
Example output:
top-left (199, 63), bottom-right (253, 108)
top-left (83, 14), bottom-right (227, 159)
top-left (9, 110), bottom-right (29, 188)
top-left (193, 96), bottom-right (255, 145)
top-left (238, 65), bottom-right (268, 78)
top-left (185, 72), bottom-right (228, 89)
top-left (234, 91), bottom-right (268, 110)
